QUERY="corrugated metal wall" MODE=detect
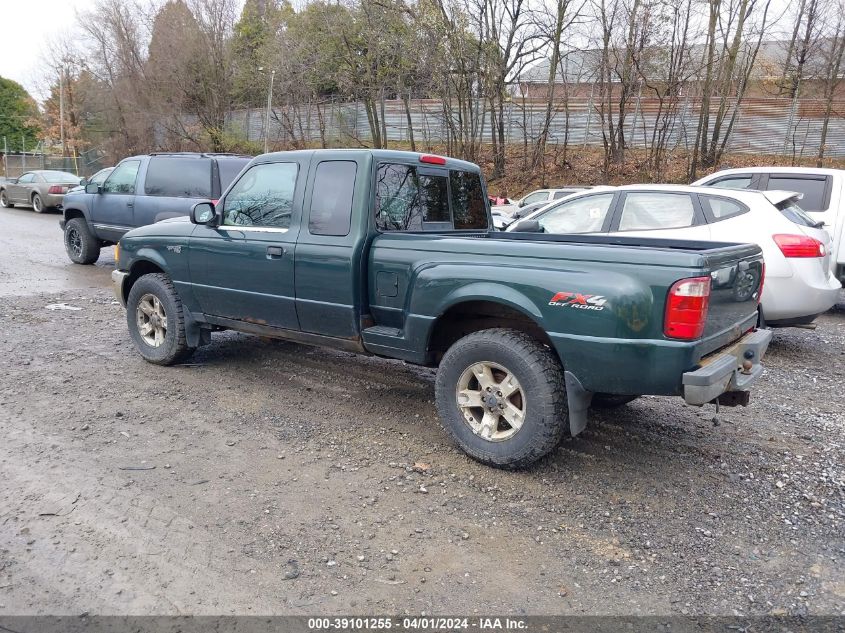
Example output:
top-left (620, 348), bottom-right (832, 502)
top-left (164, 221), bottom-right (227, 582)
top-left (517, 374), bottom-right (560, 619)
top-left (227, 96), bottom-right (845, 159)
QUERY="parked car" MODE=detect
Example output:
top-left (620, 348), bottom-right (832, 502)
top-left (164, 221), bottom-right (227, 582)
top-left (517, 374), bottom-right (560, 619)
top-left (508, 184), bottom-right (841, 327)
top-left (67, 167), bottom-right (114, 194)
top-left (492, 200), bottom-right (548, 230)
top-left (517, 187), bottom-right (588, 207)
top-left (60, 152), bottom-right (252, 265)
top-left (111, 149), bottom-right (771, 468)
top-left (693, 167), bottom-right (845, 283)
top-left (0, 170), bottom-right (83, 213)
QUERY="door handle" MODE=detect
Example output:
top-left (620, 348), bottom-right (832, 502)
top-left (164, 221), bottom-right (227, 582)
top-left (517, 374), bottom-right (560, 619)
top-left (266, 246), bottom-right (285, 259)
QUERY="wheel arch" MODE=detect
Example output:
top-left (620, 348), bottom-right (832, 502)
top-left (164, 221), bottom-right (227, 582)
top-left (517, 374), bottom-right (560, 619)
top-left (426, 297), bottom-right (556, 366)
top-left (122, 259), bottom-right (167, 305)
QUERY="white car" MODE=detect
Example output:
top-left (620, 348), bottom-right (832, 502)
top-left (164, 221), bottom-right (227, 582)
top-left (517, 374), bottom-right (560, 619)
top-left (693, 167), bottom-right (845, 283)
top-left (507, 184), bottom-right (841, 326)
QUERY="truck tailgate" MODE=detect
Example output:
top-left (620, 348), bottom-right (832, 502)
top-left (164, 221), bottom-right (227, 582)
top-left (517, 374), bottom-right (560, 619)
top-left (696, 243), bottom-right (764, 356)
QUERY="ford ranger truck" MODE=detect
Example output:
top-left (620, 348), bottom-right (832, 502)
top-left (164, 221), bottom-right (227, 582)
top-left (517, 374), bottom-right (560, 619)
top-left (111, 149), bottom-right (771, 469)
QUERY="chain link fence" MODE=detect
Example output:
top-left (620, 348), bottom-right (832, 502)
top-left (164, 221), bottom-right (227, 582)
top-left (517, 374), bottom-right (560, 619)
top-left (1, 152), bottom-right (106, 179)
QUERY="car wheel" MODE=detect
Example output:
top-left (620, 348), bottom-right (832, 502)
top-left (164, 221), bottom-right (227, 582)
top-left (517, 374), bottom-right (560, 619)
top-left (64, 218), bottom-right (101, 265)
top-left (0, 190), bottom-right (13, 208)
top-left (435, 328), bottom-right (567, 469)
top-left (591, 394), bottom-right (639, 409)
top-left (31, 193), bottom-right (45, 213)
top-left (126, 273), bottom-right (195, 366)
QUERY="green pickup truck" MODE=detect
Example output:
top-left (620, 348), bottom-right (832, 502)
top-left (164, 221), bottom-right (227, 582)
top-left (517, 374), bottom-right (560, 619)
top-left (112, 149), bottom-right (771, 468)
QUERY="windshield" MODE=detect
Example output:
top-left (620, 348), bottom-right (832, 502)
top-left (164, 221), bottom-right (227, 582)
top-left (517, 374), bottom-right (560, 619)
top-left (43, 171), bottom-right (81, 183)
top-left (776, 199), bottom-right (819, 228)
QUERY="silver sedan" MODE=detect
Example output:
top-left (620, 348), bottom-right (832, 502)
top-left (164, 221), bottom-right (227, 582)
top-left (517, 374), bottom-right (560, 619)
top-left (0, 170), bottom-right (84, 213)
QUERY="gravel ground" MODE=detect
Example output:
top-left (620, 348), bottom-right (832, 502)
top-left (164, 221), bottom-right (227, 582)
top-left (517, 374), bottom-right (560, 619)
top-left (1, 283), bottom-right (843, 616)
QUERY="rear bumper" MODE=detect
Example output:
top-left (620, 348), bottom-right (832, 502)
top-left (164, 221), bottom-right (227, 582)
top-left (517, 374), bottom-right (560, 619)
top-left (112, 269), bottom-right (129, 307)
top-left (761, 269), bottom-right (841, 322)
top-left (682, 328), bottom-right (772, 406)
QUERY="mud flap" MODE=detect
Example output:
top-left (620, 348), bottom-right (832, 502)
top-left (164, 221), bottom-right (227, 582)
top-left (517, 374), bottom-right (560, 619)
top-left (185, 312), bottom-right (211, 348)
top-left (564, 371), bottom-right (593, 436)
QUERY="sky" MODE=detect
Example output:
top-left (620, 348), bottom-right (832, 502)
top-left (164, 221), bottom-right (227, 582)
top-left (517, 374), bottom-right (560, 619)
top-left (0, 0), bottom-right (97, 99)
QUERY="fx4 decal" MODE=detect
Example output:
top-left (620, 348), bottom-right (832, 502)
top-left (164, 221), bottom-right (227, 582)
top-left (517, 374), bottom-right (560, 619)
top-left (549, 292), bottom-right (607, 311)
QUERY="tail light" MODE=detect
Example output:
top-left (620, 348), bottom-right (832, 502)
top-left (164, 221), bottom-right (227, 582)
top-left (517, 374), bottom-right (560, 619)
top-left (48, 185), bottom-right (64, 194)
top-left (773, 234), bottom-right (825, 258)
top-left (664, 276), bottom-right (711, 340)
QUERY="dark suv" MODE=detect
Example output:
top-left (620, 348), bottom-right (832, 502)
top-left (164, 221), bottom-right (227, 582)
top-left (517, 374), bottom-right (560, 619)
top-left (61, 152), bottom-right (252, 264)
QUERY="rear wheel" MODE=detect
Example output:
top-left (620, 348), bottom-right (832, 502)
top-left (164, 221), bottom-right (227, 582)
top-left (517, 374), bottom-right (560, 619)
top-left (435, 328), bottom-right (567, 469)
top-left (126, 273), bottom-right (195, 366)
top-left (31, 193), bottom-right (45, 213)
top-left (0, 190), bottom-right (13, 208)
top-left (64, 218), bottom-right (101, 264)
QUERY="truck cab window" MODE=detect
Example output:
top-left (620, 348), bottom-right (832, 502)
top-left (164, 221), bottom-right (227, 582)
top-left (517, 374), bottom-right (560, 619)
top-left (309, 161), bottom-right (357, 236)
top-left (375, 163), bottom-right (449, 231)
top-left (223, 162), bottom-right (297, 228)
top-left (145, 157), bottom-right (212, 198)
top-left (102, 160), bottom-right (141, 194)
top-left (450, 171), bottom-right (488, 229)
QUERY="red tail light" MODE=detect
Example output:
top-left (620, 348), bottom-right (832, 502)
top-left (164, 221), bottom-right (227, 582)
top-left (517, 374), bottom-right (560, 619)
top-left (664, 276), bottom-right (711, 340)
top-left (772, 234), bottom-right (825, 258)
top-left (48, 185), bottom-right (64, 194)
top-left (420, 154), bottom-right (446, 165)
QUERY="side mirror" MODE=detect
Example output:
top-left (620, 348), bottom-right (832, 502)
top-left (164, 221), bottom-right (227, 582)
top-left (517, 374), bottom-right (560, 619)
top-left (85, 183), bottom-right (101, 194)
top-left (191, 201), bottom-right (217, 225)
top-left (518, 200), bottom-right (526, 207)
top-left (79, 177), bottom-right (88, 187)
top-left (512, 219), bottom-right (544, 233)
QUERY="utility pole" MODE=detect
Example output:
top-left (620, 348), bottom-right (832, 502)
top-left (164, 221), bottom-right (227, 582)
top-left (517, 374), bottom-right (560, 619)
top-left (264, 69), bottom-right (275, 154)
top-left (21, 134), bottom-right (25, 171)
top-left (2, 136), bottom-right (7, 179)
top-left (59, 66), bottom-right (66, 157)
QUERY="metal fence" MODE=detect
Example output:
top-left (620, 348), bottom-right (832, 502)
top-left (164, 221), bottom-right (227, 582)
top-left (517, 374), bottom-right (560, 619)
top-left (228, 96), bottom-right (845, 159)
top-left (1, 153), bottom-right (106, 179)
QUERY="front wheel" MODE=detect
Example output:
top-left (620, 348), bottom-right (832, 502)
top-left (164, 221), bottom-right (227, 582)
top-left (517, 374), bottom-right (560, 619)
top-left (435, 328), bottom-right (568, 469)
top-left (126, 273), bottom-right (195, 366)
top-left (64, 218), bottom-right (101, 264)
top-left (0, 190), bottom-right (13, 208)
top-left (32, 193), bottom-right (45, 213)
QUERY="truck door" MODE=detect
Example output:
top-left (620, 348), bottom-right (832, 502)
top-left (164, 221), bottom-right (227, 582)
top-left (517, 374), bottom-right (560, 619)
top-left (89, 159), bottom-right (141, 242)
top-left (294, 156), bottom-right (366, 339)
top-left (188, 159), bottom-right (303, 330)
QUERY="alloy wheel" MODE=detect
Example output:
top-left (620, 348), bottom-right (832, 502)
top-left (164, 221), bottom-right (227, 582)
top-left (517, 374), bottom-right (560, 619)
top-left (136, 293), bottom-right (168, 348)
top-left (456, 361), bottom-right (526, 442)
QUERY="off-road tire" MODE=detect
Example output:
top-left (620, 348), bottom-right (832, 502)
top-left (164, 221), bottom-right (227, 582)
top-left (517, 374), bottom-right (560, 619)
top-left (126, 273), bottom-right (195, 366)
top-left (0, 190), bottom-right (13, 208)
top-left (31, 193), bottom-right (45, 213)
top-left (591, 394), bottom-right (639, 409)
top-left (435, 328), bottom-right (568, 469)
top-left (64, 218), bottom-right (101, 265)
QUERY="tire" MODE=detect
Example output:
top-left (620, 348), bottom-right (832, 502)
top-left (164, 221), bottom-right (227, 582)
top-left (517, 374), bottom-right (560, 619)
top-left (64, 218), bottom-right (101, 265)
top-left (126, 273), bottom-right (195, 366)
top-left (435, 328), bottom-right (567, 469)
top-left (591, 394), bottom-right (639, 409)
top-left (0, 190), bottom-right (13, 208)
top-left (32, 193), bottom-right (45, 213)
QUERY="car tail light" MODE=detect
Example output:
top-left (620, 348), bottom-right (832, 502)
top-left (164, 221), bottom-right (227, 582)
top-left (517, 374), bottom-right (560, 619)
top-left (664, 276), bottom-right (711, 340)
top-left (420, 154), bottom-right (446, 165)
top-left (48, 185), bottom-right (64, 194)
top-left (772, 234), bottom-right (825, 258)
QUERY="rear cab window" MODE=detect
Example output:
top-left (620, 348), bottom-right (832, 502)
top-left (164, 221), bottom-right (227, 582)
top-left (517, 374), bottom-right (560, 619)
top-left (309, 161), bottom-right (357, 236)
top-left (144, 157), bottom-right (212, 198)
top-left (375, 162), bottom-right (488, 232)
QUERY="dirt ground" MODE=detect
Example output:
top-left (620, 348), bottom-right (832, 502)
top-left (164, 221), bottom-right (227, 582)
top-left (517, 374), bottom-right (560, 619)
top-left (0, 209), bottom-right (844, 616)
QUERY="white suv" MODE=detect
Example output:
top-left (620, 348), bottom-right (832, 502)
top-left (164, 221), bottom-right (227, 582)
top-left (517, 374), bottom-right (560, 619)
top-left (694, 167), bottom-right (845, 283)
